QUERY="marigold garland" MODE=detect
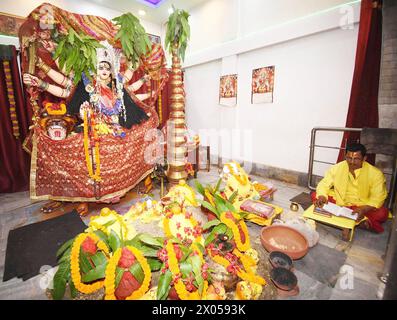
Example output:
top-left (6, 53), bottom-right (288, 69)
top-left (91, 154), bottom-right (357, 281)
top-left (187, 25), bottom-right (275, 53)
top-left (166, 242), bottom-right (208, 300)
top-left (70, 233), bottom-right (109, 294)
top-left (220, 212), bottom-right (250, 252)
top-left (83, 110), bottom-right (101, 182)
top-left (208, 249), bottom-right (266, 286)
top-left (104, 246), bottom-right (152, 300)
top-left (3, 60), bottom-right (19, 139)
top-left (225, 163), bottom-right (248, 185)
top-left (163, 211), bottom-right (203, 245)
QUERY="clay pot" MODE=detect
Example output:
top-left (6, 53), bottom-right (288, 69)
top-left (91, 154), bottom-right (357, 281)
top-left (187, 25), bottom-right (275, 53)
top-left (270, 267), bottom-right (298, 291)
top-left (260, 225), bottom-right (308, 260)
top-left (269, 251), bottom-right (293, 270)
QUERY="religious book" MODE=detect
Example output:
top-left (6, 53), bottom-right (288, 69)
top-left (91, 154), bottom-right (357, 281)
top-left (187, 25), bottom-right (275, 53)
top-left (316, 202), bottom-right (358, 221)
top-left (313, 206), bottom-right (333, 218)
top-left (240, 199), bottom-right (275, 219)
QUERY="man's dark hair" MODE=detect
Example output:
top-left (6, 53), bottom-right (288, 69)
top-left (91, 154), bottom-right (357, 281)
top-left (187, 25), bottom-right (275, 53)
top-left (346, 143), bottom-right (367, 157)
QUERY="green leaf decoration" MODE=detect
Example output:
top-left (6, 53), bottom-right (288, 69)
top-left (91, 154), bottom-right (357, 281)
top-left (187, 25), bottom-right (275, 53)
top-left (79, 250), bottom-right (93, 274)
top-left (216, 194), bottom-right (238, 213)
top-left (179, 261), bottom-right (193, 278)
top-left (56, 238), bottom-right (74, 259)
top-left (202, 219), bottom-right (221, 231)
top-left (102, 219), bottom-right (117, 228)
top-left (109, 230), bottom-right (122, 252)
top-left (115, 267), bottom-right (125, 289)
top-left (165, 6), bottom-right (190, 61)
top-left (147, 258), bottom-right (162, 272)
top-left (190, 255), bottom-right (204, 295)
top-left (214, 179), bottom-right (222, 193)
top-left (93, 230), bottom-right (110, 250)
top-left (53, 28), bottom-right (103, 85)
top-left (90, 251), bottom-right (107, 267)
top-left (69, 277), bottom-right (78, 299)
top-left (58, 247), bottom-right (71, 265)
top-left (157, 269), bottom-right (173, 300)
top-left (81, 262), bottom-right (107, 283)
top-left (213, 196), bottom-right (230, 214)
top-left (195, 243), bottom-right (205, 255)
top-left (138, 234), bottom-right (163, 248)
top-left (112, 13), bottom-right (151, 68)
top-left (204, 228), bottom-right (217, 247)
top-left (52, 261), bottom-right (70, 300)
top-left (124, 237), bottom-right (160, 258)
top-left (198, 199), bottom-right (219, 217)
top-left (194, 180), bottom-right (205, 196)
top-left (228, 190), bottom-right (239, 203)
top-left (129, 262), bottom-right (144, 284)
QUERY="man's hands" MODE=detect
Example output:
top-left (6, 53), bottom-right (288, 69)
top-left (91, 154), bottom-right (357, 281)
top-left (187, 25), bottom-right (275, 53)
top-left (314, 195), bottom-right (328, 208)
top-left (352, 205), bottom-right (375, 221)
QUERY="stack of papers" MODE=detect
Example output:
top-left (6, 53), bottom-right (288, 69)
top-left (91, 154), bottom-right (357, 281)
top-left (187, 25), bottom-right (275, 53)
top-left (314, 202), bottom-right (358, 221)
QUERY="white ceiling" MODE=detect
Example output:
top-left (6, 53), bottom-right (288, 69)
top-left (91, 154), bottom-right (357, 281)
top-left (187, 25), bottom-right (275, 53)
top-left (86, 0), bottom-right (209, 24)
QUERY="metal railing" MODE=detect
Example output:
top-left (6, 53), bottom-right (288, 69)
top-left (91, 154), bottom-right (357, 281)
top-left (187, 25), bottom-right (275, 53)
top-left (308, 127), bottom-right (362, 190)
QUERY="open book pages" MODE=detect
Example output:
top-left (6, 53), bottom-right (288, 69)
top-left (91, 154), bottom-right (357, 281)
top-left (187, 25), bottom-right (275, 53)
top-left (319, 202), bottom-right (358, 221)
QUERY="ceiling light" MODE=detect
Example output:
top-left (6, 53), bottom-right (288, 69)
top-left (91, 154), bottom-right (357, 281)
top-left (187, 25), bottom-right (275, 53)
top-left (168, 7), bottom-right (174, 14)
top-left (138, 10), bottom-right (146, 16)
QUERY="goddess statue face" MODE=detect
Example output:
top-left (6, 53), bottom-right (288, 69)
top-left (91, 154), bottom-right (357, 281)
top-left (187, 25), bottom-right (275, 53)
top-left (98, 61), bottom-right (112, 82)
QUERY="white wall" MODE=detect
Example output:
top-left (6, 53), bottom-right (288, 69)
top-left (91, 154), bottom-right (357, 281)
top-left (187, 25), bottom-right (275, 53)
top-left (184, 1), bottom-right (360, 175)
top-left (0, 0), bottom-right (162, 47)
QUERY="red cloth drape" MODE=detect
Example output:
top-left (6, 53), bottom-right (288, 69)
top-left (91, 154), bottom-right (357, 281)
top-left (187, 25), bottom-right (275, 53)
top-left (0, 45), bottom-right (32, 193)
top-left (337, 0), bottom-right (382, 164)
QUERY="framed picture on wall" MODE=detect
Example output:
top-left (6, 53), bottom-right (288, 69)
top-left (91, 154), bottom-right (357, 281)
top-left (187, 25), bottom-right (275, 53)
top-left (0, 12), bottom-right (26, 37)
top-left (251, 66), bottom-right (275, 104)
top-left (219, 74), bottom-right (237, 107)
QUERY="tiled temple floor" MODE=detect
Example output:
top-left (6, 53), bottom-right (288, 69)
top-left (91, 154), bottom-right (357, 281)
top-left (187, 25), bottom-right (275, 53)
top-left (0, 166), bottom-right (391, 300)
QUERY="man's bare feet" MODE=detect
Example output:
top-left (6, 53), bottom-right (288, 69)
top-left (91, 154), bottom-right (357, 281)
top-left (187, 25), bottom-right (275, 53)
top-left (41, 201), bottom-right (63, 213)
top-left (357, 219), bottom-right (371, 230)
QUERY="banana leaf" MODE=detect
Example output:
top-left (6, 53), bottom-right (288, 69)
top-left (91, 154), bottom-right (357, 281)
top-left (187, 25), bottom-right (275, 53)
top-left (90, 251), bottom-right (107, 267)
top-left (129, 262), bottom-right (144, 284)
top-left (79, 250), bottom-right (93, 274)
top-left (81, 262), bottom-right (107, 283)
top-left (115, 267), bottom-right (125, 289)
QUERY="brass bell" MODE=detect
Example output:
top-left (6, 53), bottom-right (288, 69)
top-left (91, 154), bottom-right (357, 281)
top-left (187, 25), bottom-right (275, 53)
top-left (290, 202), bottom-right (299, 212)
